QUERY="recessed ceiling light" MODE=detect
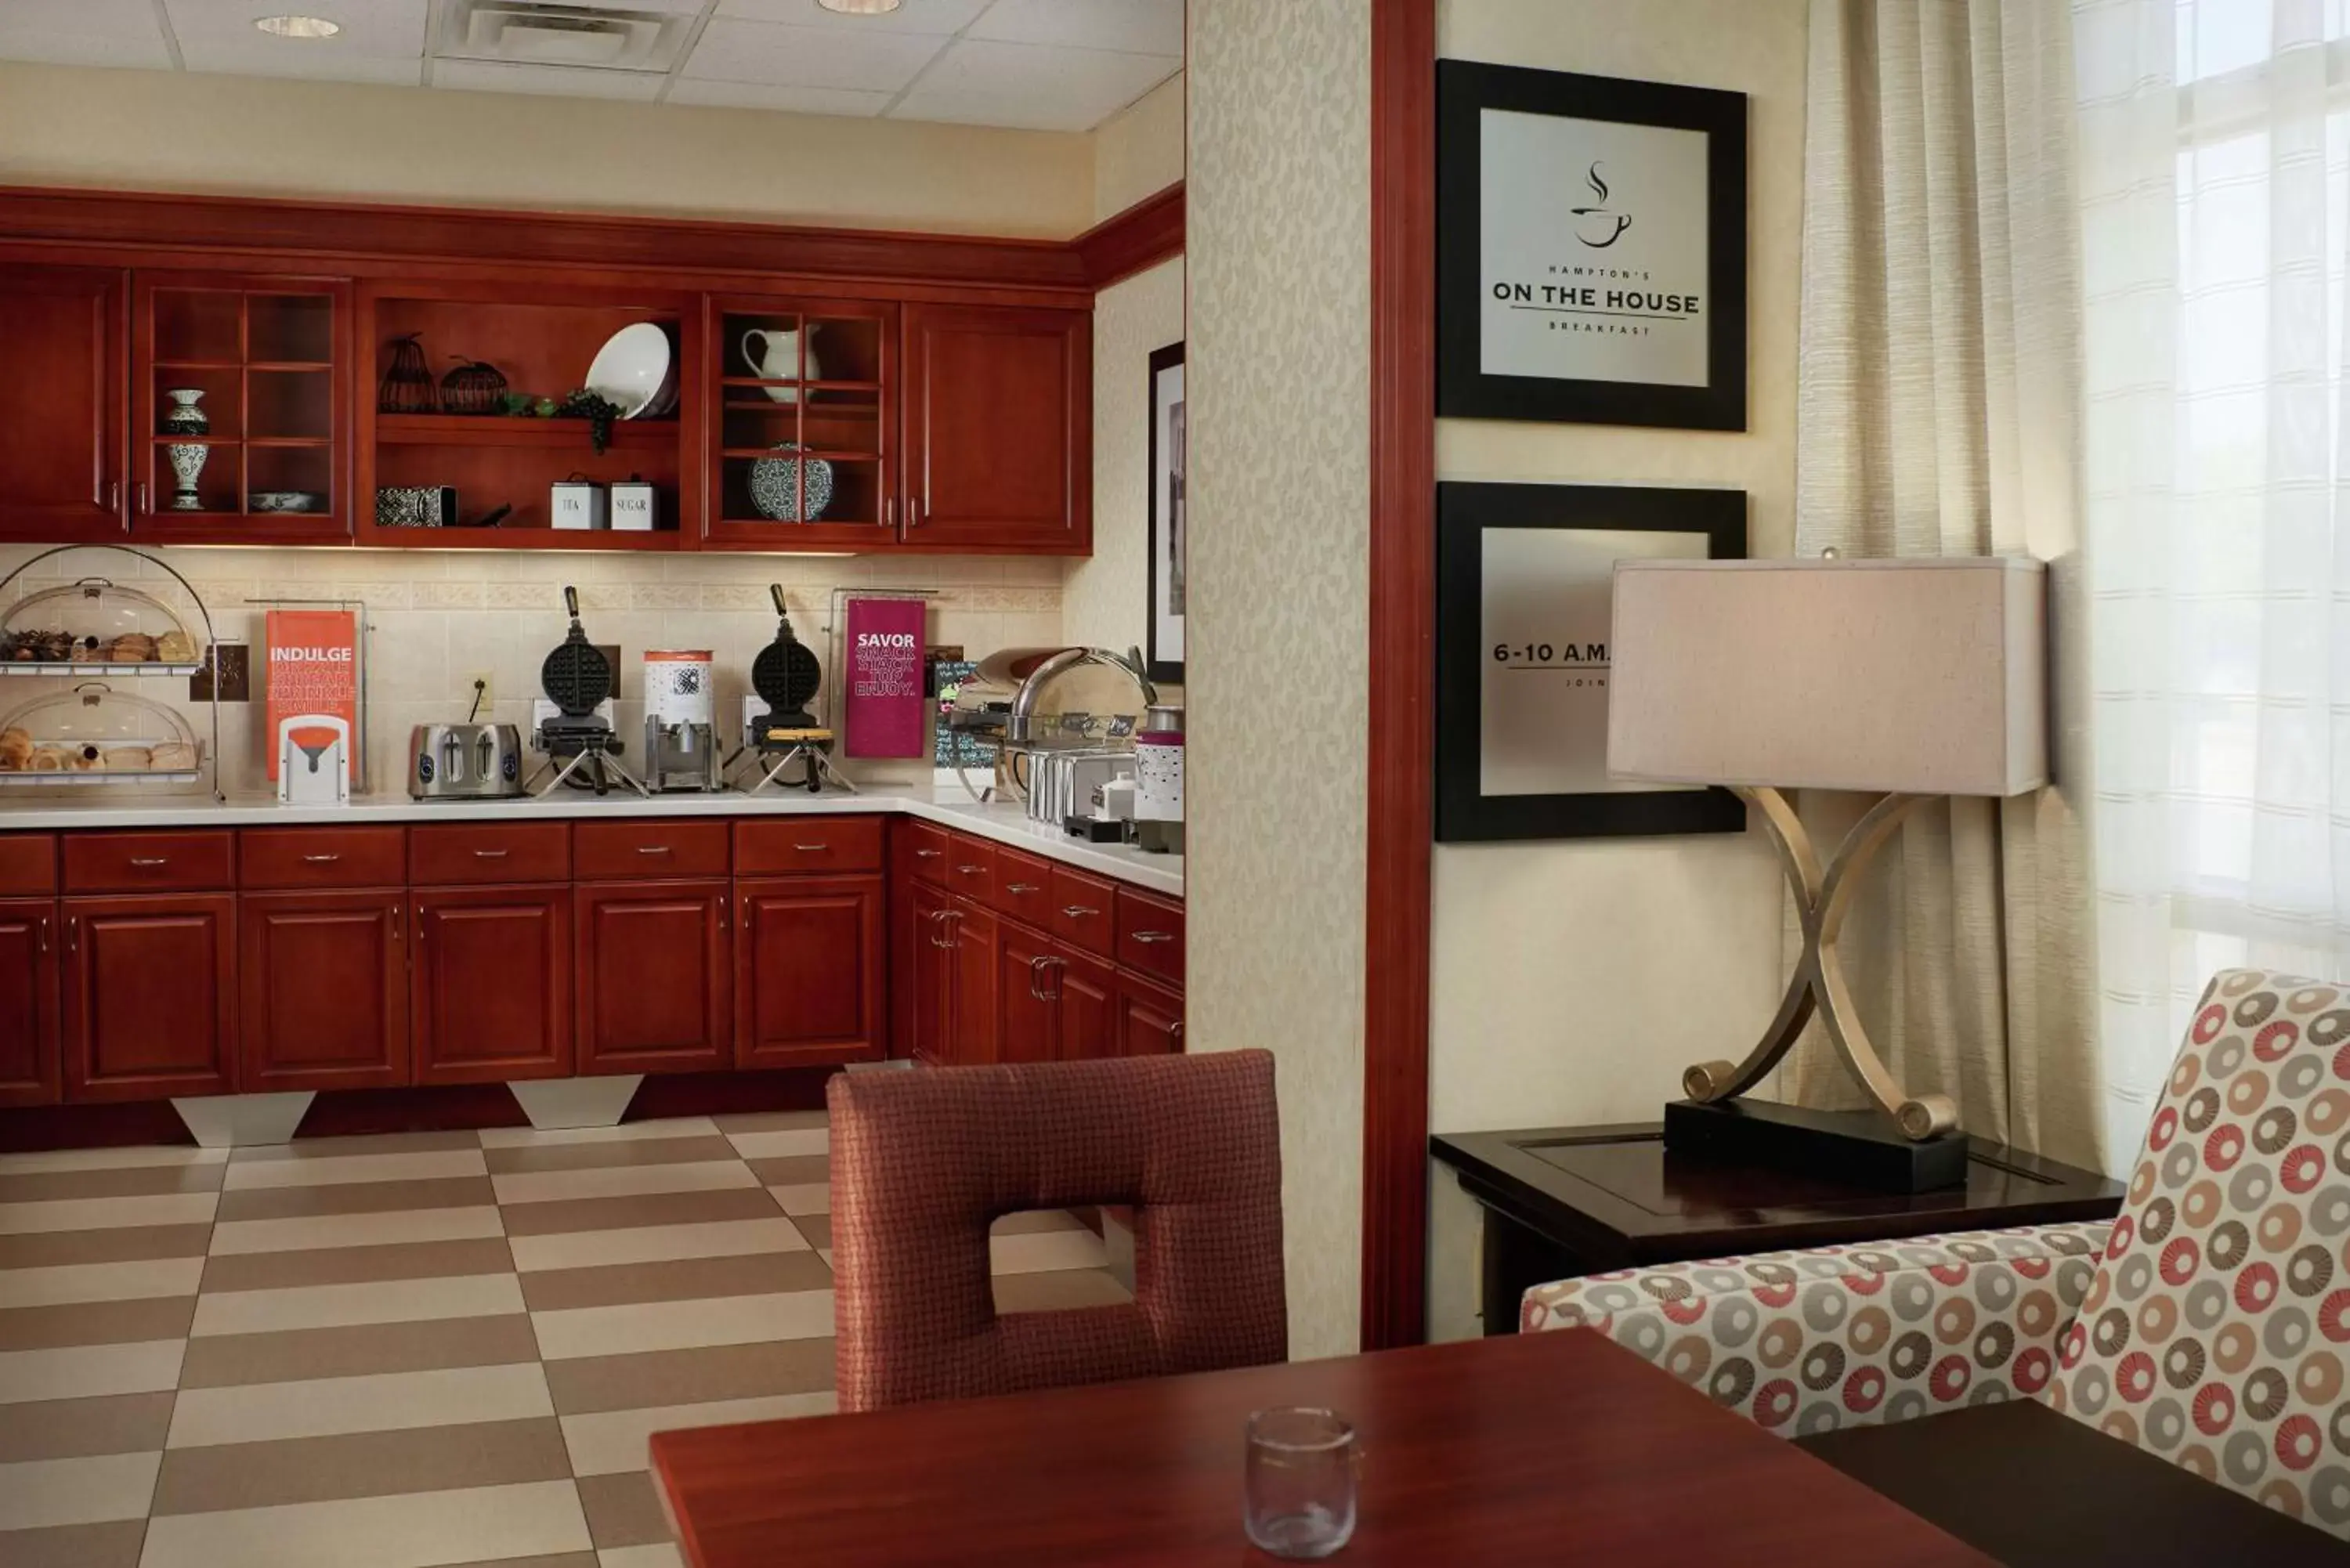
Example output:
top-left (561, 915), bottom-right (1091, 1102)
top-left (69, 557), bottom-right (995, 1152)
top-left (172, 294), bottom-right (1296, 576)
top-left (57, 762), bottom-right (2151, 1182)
top-left (254, 15), bottom-right (342, 39)
top-left (816, 0), bottom-right (905, 14)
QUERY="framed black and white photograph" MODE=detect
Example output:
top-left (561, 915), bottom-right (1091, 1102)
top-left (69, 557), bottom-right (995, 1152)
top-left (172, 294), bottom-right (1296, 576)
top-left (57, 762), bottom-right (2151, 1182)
top-left (1436, 60), bottom-right (1747, 431)
top-left (1146, 340), bottom-right (1185, 684)
top-left (1436, 481), bottom-right (1745, 842)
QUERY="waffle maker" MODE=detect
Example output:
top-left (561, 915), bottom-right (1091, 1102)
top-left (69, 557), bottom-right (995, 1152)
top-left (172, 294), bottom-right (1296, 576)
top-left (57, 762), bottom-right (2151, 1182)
top-left (526, 587), bottom-right (648, 797)
top-left (728, 586), bottom-right (853, 794)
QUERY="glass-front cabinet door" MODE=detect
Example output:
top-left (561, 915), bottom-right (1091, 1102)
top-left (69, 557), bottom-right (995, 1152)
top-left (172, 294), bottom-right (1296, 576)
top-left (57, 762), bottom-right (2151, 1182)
top-left (703, 294), bottom-right (895, 551)
top-left (132, 272), bottom-right (350, 542)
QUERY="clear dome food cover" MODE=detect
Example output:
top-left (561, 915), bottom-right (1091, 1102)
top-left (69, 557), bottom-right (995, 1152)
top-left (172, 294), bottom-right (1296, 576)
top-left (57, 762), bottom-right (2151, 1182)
top-left (0, 681), bottom-right (203, 782)
top-left (0, 578), bottom-right (201, 668)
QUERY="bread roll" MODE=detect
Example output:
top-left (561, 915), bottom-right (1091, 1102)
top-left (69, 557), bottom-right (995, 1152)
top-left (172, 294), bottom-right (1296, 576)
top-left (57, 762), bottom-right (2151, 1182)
top-left (156, 630), bottom-right (196, 664)
top-left (26, 746), bottom-right (65, 773)
top-left (147, 742), bottom-right (196, 771)
top-left (107, 746), bottom-right (151, 771)
top-left (0, 728), bottom-right (32, 771)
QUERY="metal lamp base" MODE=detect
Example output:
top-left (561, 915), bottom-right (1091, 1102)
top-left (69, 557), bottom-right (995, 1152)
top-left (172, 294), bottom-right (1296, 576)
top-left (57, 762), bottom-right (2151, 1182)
top-left (1676, 786), bottom-right (1962, 1149)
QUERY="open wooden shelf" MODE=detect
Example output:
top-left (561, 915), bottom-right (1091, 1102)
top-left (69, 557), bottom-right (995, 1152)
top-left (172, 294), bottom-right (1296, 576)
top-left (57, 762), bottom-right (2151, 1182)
top-left (375, 413), bottom-right (678, 449)
top-left (718, 448), bottom-right (880, 462)
top-left (720, 378), bottom-right (883, 393)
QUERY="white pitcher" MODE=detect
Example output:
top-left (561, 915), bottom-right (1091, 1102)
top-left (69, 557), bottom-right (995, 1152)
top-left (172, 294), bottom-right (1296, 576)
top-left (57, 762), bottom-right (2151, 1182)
top-left (740, 325), bottom-right (821, 405)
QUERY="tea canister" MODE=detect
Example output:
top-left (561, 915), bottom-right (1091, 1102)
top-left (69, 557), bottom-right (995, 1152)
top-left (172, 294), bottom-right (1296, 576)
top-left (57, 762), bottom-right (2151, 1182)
top-left (551, 479), bottom-right (607, 531)
top-left (645, 649), bottom-right (715, 729)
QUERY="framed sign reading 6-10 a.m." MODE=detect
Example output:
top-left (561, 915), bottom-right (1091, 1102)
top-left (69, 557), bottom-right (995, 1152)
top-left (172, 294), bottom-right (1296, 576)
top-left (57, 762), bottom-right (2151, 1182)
top-left (1436, 60), bottom-right (1747, 431)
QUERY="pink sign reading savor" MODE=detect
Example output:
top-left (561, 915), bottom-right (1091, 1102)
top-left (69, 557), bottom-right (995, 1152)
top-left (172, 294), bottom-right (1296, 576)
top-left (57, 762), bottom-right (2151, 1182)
top-left (842, 597), bottom-right (926, 757)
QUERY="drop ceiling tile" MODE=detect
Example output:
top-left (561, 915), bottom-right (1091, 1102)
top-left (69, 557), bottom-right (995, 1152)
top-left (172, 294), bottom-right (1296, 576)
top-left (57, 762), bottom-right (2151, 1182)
top-left (163, 0), bottom-right (428, 58)
top-left (432, 59), bottom-right (665, 99)
top-left (682, 17), bottom-right (944, 91)
top-left (965, 0), bottom-right (1183, 58)
top-left (666, 78), bottom-right (893, 116)
top-left (0, 0), bottom-right (171, 70)
top-left (890, 37), bottom-right (1174, 130)
top-left (179, 40), bottom-right (426, 85)
top-left (717, 0), bottom-right (992, 34)
top-left (553, 0), bottom-right (707, 11)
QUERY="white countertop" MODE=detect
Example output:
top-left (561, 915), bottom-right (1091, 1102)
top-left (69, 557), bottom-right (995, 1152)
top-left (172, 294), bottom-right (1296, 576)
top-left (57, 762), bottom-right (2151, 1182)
top-left (0, 786), bottom-right (1186, 898)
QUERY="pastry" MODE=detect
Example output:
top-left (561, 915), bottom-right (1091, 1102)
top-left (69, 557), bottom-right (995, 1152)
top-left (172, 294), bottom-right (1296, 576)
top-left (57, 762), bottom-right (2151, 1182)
top-left (156, 630), bottom-right (196, 664)
top-left (110, 634), bottom-right (157, 662)
top-left (147, 742), bottom-right (196, 771)
top-left (26, 746), bottom-right (65, 773)
top-left (0, 728), bottom-right (31, 771)
top-left (106, 746), bottom-right (151, 771)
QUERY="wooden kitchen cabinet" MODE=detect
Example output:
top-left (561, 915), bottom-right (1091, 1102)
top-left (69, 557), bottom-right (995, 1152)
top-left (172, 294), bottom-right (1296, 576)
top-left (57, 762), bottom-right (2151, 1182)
top-left (1116, 969), bottom-right (1185, 1057)
top-left (901, 303), bottom-right (1090, 553)
top-left (944, 898), bottom-right (1000, 1066)
top-left (61, 894), bottom-right (236, 1101)
top-left (994, 917), bottom-right (1059, 1064)
top-left (0, 266), bottom-right (125, 542)
top-left (575, 880), bottom-right (730, 1075)
top-left (1054, 944), bottom-right (1119, 1062)
top-left (907, 876), bottom-right (953, 1066)
top-left (734, 875), bottom-right (885, 1068)
top-left (0, 898), bottom-right (60, 1106)
top-left (238, 890), bottom-right (407, 1093)
top-left (410, 884), bottom-right (571, 1084)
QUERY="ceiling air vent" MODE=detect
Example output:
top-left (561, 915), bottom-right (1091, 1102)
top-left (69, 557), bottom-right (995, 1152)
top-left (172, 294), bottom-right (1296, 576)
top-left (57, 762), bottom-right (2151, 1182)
top-left (436, 1), bottom-right (692, 73)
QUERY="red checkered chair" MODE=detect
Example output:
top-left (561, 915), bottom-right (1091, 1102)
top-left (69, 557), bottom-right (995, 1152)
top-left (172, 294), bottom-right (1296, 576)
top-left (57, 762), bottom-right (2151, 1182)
top-left (1521, 969), bottom-right (2350, 1537)
top-left (827, 1048), bottom-right (1287, 1411)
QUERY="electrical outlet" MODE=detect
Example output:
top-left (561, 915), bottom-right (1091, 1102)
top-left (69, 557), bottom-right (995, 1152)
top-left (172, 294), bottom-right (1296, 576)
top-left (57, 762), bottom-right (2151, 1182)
top-left (464, 670), bottom-right (496, 717)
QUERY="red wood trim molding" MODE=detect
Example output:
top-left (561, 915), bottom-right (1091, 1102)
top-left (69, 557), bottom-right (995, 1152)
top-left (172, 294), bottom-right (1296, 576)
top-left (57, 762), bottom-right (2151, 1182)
top-left (1075, 181), bottom-right (1184, 290)
top-left (0, 185), bottom-right (1091, 293)
top-left (1361, 0), bottom-right (1438, 1352)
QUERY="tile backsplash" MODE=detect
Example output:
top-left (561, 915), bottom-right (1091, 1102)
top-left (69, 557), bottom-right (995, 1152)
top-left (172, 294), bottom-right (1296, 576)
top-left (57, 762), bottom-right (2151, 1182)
top-left (0, 544), bottom-right (1061, 798)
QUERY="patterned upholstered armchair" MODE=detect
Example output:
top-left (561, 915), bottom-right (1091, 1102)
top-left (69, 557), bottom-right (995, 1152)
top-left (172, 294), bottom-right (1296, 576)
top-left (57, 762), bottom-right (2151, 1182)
top-left (1524, 969), bottom-right (2350, 1538)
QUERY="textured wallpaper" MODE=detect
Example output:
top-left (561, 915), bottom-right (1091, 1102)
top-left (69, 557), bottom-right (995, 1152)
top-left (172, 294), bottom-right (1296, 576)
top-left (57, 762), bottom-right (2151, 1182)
top-left (1062, 256), bottom-right (1184, 671)
top-left (1187, 0), bottom-right (1372, 1359)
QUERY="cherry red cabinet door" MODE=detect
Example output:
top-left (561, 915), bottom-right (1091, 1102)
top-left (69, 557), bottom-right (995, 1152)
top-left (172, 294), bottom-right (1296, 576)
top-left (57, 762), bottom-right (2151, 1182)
top-left (908, 876), bottom-right (952, 1066)
top-left (239, 891), bottom-right (407, 1093)
top-left (993, 918), bottom-right (1058, 1065)
top-left (576, 880), bottom-right (730, 1075)
top-left (61, 894), bottom-right (235, 1102)
top-left (735, 875), bottom-right (884, 1068)
top-left (410, 885), bottom-right (571, 1085)
top-left (944, 897), bottom-right (1000, 1066)
top-left (1115, 969), bottom-right (1184, 1058)
top-left (0, 266), bottom-right (125, 542)
top-left (0, 898), bottom-right (60, 1106)
top-left (1054, 946), bottom-right (1119, 1063)
top-left (901, 303), bottom-right (1089, 552)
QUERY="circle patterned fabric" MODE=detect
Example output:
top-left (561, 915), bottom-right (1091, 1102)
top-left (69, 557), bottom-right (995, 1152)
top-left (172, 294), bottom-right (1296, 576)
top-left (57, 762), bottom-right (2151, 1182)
top-left (1520, 1221), bottom-right (2110, 1436)
top-left (2048, 969), bottom-right (2350, 1535)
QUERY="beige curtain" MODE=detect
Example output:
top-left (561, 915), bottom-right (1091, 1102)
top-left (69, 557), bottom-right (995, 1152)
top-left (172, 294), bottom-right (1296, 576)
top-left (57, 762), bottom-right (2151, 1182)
top-left (1780, 0), bottom-right (2103, 1171)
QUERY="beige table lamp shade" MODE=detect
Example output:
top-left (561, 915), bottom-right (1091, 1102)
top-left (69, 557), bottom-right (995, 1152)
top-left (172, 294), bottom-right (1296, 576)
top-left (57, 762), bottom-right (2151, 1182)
top-left (1607, 557), bottom-right (2047, 797)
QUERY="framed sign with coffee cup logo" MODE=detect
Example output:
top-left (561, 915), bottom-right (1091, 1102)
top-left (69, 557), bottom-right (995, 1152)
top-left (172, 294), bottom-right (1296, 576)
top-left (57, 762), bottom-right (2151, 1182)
top-left (1436, 61), bottom-right (1747, 431)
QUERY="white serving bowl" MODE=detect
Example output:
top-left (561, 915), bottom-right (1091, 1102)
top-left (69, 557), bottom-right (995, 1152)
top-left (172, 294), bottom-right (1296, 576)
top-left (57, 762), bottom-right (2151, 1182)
top-left (585, 323), bottom-right (674, 421)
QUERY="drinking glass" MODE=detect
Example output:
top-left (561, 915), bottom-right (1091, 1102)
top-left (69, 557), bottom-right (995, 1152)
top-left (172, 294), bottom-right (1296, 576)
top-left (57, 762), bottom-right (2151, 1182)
top-left (1243, 1407), bottom-right (1358, 1559)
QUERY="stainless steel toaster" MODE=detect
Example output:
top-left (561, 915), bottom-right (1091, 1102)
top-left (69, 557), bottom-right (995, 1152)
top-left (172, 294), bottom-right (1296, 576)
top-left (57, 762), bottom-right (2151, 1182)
top-left (407, 723), bottom-right (524, 800)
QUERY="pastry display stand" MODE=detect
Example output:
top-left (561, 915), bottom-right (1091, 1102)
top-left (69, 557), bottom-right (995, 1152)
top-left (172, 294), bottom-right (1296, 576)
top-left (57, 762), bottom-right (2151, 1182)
top-left (0, 546), bottom-right (223, 800)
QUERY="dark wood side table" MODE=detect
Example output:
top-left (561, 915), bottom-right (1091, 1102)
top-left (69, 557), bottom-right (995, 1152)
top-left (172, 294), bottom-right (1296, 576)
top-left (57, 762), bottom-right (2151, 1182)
top-left (1431, 1122), bottom-right (2125, 1335)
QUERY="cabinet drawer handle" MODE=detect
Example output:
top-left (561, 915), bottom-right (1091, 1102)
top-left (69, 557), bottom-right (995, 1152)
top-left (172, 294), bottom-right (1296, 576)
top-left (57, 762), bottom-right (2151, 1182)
top-left (472, 849), bottom-right (508, 859)
top-left (913, 848), bottom-right (943, 860)
top-left (390, 902), bottom-right (402, 941)
top-left (931, 909), bottom-right (961, 949)
top-left (36, 916), bottom-right (48, 954)
top-left (128, 856), bottom-right (168, 867)
top-left (636, 844), bottom-right (672, 854)
top-left (956, 864), bottom-right (987, 876)
top-left (1062, 904), bottom-right (1099, 919)
top-left (301, 853), bottom-right (342, 864)
top-left (134, 481), bottom-right (149, 515)
top-left (1132, 930), bottom-right (1177, 945)
top-left (64, 916), bottom-right (77, 952)
top-left (794, 843), bottom-right (828, 852)
top-left (1005, 882), bottom-right (1039, 895)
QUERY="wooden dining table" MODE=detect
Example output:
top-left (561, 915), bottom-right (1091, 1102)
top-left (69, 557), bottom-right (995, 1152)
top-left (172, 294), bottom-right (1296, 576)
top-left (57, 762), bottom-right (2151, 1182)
top-left (649, 1328), bottom-right (1993, 1566)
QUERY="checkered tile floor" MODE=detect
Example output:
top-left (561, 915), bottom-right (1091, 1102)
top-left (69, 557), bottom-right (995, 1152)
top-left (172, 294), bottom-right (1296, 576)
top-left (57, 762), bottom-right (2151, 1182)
top-left (0, 1111), bottom-right (1127, 1568)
